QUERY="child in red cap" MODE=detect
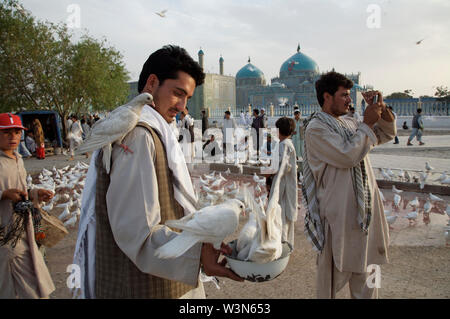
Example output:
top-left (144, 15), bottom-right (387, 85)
top-left (0, 112), bottom-right (56, 298)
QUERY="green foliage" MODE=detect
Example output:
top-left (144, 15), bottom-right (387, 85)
top-left (0, 0), bottom-right (130, 133)
top-left (434, 86), bottom-right (450, 102)
top-left (385, 92), bottom-right (414, 99)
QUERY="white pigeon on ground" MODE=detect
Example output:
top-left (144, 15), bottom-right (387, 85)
top-left (199, 176), bottom-right (209, 186)
top-left (423, 200), bottom-right (432, 214)
top-left (64, 214), bottom-right (78, 228)
top-left (210, 178), bottom-right (223, 188)
top-left (434, 171), bottom-right (447, 182)
top-left (425, 162), bottom-right (434, 172)
top-left (155, 199), bottom-right (245, 259)
top-left (379, 168), bottom-right (391, 181)
top-left (41, 201), bottom-right (53, 213)
top-left (404, 211), bottom-right (418, 225)
top-left (441, 178), bottom-right (450, 185)
top-left (397, 169), bottom-right (405, 181)
top-left (386, 215), bottom-right (398, 228)
top-left (225, 168), bottom-right (231, 175)
top-left (26, 175), bottom-right (33, 188)
top-left (384, 210), bottom-right (392, 216)
top-left (393, 194), bottom-right (401, 208)
top-left (58, 206), bottom-right (71, 221)
top-left (419, 171), bottom-right (429, 189)
top-left (75, 93), bottom-right (153, 174)
top-left (386, 169), bottom-right (396, 179)
top-left (199, 270), bottom-right (220, 290)
top-left (392, 185), bottom-right (403, 194)
top-left (404, 170), bottom-right (411, 183)
top-left (218, 173), bottom-right (227, 182)
top-left (408, 196), bottom-right (419, 208)
top-left (429, 193), bottom-right (443, 202)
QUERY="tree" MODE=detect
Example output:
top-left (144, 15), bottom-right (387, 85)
top-left (434, 86), bottom-right (450, 102)
top-left (0, 0), bottom-right (130, 135)
top-left (385, 91), bottom-right (414, 99)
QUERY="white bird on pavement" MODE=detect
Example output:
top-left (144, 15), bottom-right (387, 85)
top-left (425, 162), bottom-right (434, 172)
top-left (75, 93), bottom-right (154, 174)
top-left (155, 199), bottom-right (245, 259)
top-left (225, 168), bottom-right (231, 175)
top-left (58, 206), bottom-right (71, 221)
top-left (408, 197), bottom-right (419, 208)
top-left (199, 176), bottom-right (210, 186)
top-left (423, 200), bottom-right (432, 214)
top-left (384, 210), bottom-right (391, 216)
top-left (255, 184), bottom-right (262, 194)
top-left (26, 175), bottom-right (33, 188)
top-left (397, 169), bottom-right (405, 181)
top-left (419, 171), bottom-right (429, 189)
top-left (429, 193), bottom-right (443, 202)
top-left (379, 168), bottom-right (391, 181)
top-left (42, 201), bottom-right (53, 213)
top-left (218, 173), bottom-right (227, 182)
top-left (441, 178), bottom-right (450, 185)
top-left (63, 214), bottom-right (78, 228)
top-left (392, 185), bottom-right (403, 194)
top-left (393, 194), bottom-right (401, 208)
top-left (434, 171), bottom-right (447, 182)
top-left (201, 185), bottom-right (214, 193)
top-left (404, 170), bottom-right (411, 183)
top-left (379, 190), bottom-right (386, 203)
top-left (204, 171), bottom-right (216, 180)
top-left (210, 178), bottom-right (223, 188)
top-left (404, 211), bottom-right (418, 224)
top-left (386, 169), bottom-right (395, 179)
top-left (386, 215), bottom-right (398, 227)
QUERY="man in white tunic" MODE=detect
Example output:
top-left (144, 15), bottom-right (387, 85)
top-left (73, 45), bottom-right (242, 299)
top-left (303, 71), bottom-right (396, 299)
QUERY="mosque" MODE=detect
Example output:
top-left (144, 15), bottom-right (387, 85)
top-left (235, 44), bottom-right (367, 115)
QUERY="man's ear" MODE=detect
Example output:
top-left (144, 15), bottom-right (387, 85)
top-left (323, 92), bottom-right (332, 105)
top-left (142, 74), bottom-right (159, 94)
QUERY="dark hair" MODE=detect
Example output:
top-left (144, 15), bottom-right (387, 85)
top-left (417, 108), bottom-right (422, 113)
top-left (253, 109), bottom-right (259, 115)
top-left (275, 117), bottom-right (295, 137)
top-left (315, 71), bottom-right (353, 107)
top-left (294, 110), bottom-right (300, 115)
top-left (138, 45), bottom-right (205, 93)
top-left (225, 110), bottom-right (231, 115)
top-left (81, 119), bottom-right (86, 124)
top-left (71, 114), bottom-right (78, 120)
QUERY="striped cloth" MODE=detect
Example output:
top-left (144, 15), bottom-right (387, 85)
top-left (302, 111), bottom-right (372, 253)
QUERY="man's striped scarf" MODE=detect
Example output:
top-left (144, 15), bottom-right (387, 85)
top-left (302, 111), bottom-right (372, 253)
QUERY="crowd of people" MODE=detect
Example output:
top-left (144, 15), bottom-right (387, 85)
top-left (1, 44), bottom-right (417, 300)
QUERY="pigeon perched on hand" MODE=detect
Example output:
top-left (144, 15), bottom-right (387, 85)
top-left (75, 93), bottom-right (153, 174)
top-left (155, 199), bottom-right (245, 259)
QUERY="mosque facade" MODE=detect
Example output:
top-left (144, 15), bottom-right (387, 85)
top-left (235, 44), bottom-right (367, 115)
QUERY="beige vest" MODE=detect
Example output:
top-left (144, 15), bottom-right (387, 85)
top-left (95, 123), bottom-right (193, 298)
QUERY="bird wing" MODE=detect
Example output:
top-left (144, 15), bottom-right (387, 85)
top-left (76, 107), bottom-right (139, 153)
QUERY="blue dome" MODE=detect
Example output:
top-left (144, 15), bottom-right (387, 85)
top-left (280, 46), bottom-right (319, 74)
top-left (236, 62), bottom-right (264, 79)
top-left (198, 49), bottom-right (204, 55)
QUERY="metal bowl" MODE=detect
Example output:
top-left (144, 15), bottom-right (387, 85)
top-left (225, 240), bottom-right (293, 282)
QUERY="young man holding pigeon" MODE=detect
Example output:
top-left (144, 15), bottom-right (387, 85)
top-left (74, 45), bottom-right (242, 299)
top-left (0, 113), bottom-right (55, 298)
top-left (303, 71), bottom-right (396, 299)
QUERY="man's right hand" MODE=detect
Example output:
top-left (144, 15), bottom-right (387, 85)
top-left (1, 189), bottom-right (27, 203)
top-left (200, 243), bottom-right (244, 282)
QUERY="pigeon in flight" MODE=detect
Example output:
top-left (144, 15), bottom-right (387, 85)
top-left (155, 9), bottom-right (167, 17)
top-left (155, 199), bottom-right (245, 259)
top-left (416, 38), bottom-right (426, 45)
top-left (75, 93), bottom-right (153, 174)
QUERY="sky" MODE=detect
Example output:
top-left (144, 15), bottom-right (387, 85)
top-left (18, 0), bottom-right (450, 98)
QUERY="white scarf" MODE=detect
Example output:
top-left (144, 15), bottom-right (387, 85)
top-left (72, 105), bottom-right (197, 298)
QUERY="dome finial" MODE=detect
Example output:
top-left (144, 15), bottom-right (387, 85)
top-left (248, 56), bottom-right (251, 63)
top-left (297, 43), bottom-right (300, 52)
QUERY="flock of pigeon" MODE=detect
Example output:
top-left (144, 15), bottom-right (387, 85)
top-left (28, 162), bottom-right (89, 229)
top-left (377, 162), bottom-right (450, 189)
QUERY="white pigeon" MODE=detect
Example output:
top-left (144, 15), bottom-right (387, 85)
top-left (201, 185), bottom-right (214, 193)
top-left (199, 176), bottom-right (209, 186)
top-left (386, 215), bottom-right (398, 227)
top-left (236, 211), bottom-right (258, 261)
top-left (425, 162), bottom-right (434, 171)
top-left (408, 197), bottom-right (419, 208)
top-left (210, 178), bottom-right (223, 188)
top-left (199, 270), bottom-right (220, 290)
top-left (429, 193), bottom-right (443, 202)
top-left (42, 201), bottom-right (53, 213)
top-left (397, 169), bottom-right (405, 181)
top-left (225, 168), bottom-right (231, 175)
top-left (155, 199), bottom-right (245, 259)
top-left (404, 170), bottom-right (411, 183)
top-left (434, 171), bottom-right (447, 182)
top-left (386, 169), bottom-right (396, 179)
top-left (26, 175), bottom-right (33, 188)
top-left (441, 178), bottom-right (450, 185)
top-left (155, 9), bottom-right (167, 17)
top-left (255, 184), bottom-right (262, 194)
top-left (384, 210), bottom-right (391, 216)
top-left (218, 173), bottom-right (227, 182)
top-left (392, 185), bottom-right (403, 194)
top-left (423, 200), bottom-right (432, 214)
top-left (419, 171), bottom-right (429, 189)
top-left (64, 214), bottom-right (78, 228)
top-left (404, 211), bottom-right (418, 224)
top-left (57, 198), bottom-right (73, 210)
top-left (379, 168), bottom-right (391, 181)
top-left (393, 194), bottom-right (401, 208)
top-left (75, 93), bottom-right (153, 174)
top-left (58, 206), bottom-right (71, 221)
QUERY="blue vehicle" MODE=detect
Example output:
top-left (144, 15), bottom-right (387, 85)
top-left (16, 110), bottom-right (64, 148)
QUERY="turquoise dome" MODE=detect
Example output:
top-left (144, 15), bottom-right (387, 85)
top-left (280, 45), bottom-right (319, 74)
top-left (236, 59), bottom-right (264, 79)
top-left (198, 49), bottom-right (204, 55)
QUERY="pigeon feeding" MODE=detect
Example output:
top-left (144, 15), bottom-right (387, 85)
top-left (75, 93), bottom-right (153, 174)
top-left (155, 199), bottom-right (245, 259)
